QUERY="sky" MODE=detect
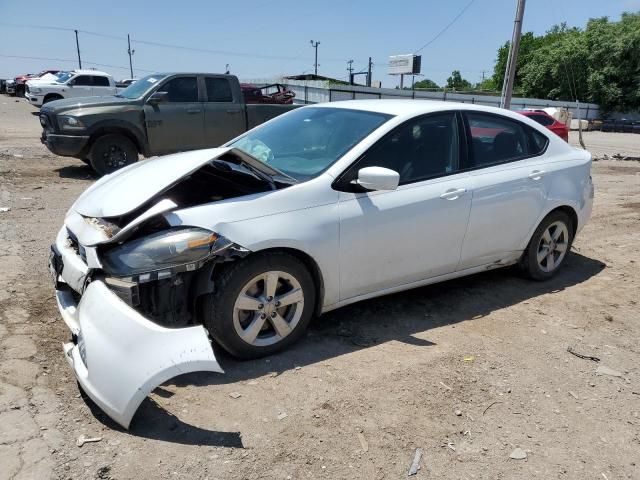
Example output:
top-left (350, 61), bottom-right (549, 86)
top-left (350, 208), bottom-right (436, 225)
top-left (1, 0), bottom-right (638, 87)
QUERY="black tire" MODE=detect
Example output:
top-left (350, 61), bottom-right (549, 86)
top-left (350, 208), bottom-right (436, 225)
top-left (80, 158), bottom-right (91, 165)
top-left (519, 210), bottom-right (574, 281)
top-left (89, 134), bottom-right (138, 176)
top-left (202, 252), bottom-right (316, 359)
top-left (43, 94), bottom-right (63, 104)
top-left (16, 84), bottom-right (25, 97)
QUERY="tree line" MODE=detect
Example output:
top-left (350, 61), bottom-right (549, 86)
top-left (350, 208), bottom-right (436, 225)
top-left (410, 12), bottom-right (639, 113)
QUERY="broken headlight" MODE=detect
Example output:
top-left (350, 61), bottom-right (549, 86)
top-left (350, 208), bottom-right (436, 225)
top-left (101, 228), bottom-right (225, 279)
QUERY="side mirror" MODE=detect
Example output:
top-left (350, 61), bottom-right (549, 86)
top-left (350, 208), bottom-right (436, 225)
top-left (67, 80), bottom-right (74, 87)
top-left (355, 166), bottom-right (400, 191)
top-left (147, 91), bottom-right (168, 105)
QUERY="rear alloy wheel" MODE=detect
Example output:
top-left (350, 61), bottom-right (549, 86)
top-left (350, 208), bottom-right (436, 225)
top-left (203, 252), bottom-right (316, 359)
top-left (520, 211), bottom-right (573, 280)
top-left (89, 134), bottom-right (138, 175)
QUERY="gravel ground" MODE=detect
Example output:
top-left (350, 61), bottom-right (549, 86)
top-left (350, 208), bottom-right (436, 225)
top-left (1, 97), bottom-right (639, 480)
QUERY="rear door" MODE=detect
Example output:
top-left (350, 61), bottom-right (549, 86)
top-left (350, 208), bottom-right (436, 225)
top-left (202, 76), bottom-right (245, 147)
top-left (458, 111), bottom-right (551, 270)
top-left (91, 75), bottom-right (114, 96)
top-left (143, 75), bottom-right (205, 155)
top-left (67, 75), bottom-right (93, 98)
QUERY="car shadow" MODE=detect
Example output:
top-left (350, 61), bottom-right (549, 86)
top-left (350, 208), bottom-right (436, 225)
top-left (80, 390), bottom-right (244, 448)
top-left (86, 252), bottom-right (605, 445)
top-left (30, 111), bottom-right (40, 116)
top-left (54, 164), bottom-right (99, 180)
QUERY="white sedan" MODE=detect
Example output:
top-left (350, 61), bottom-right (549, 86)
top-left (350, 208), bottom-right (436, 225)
top-left (51, 100), bottom-right (593, 427)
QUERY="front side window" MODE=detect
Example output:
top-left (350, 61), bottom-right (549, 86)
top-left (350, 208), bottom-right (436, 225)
top-left (72, 75), bottom-right (92, 86)
top-left (92, 76), bottom-right (110, 87)
top-left (466, 112), bottom-right (543, 167)
top-left (205, 77), bottom-right (233, 102)
top-left (350, 112), bottom-right (460, 185)
top-left (160, 77), bottom-right (198, 102)
top-left (228, 107), bottom-right (393, 181)
top-left (118, 74), bottom-right (168, 99)
top-left (529, 114), bottom-right (555, 126)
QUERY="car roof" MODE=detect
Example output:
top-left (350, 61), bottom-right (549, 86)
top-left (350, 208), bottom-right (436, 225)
top-left (312, 99), bottom-right (535, 120)
top-left (71, 69), bottom-right (111, 76)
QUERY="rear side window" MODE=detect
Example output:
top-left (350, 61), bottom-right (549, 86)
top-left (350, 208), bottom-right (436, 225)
top-left (92, 76), bottom-right (110, 87)
top-left (72, 75), bottom-right (92, 86)
top-left (161, 77), bottom-right (198, 102)
top-left (205, 77), bottom-right (233, 102)
top-left (465, 112), bottom-right (546, 168)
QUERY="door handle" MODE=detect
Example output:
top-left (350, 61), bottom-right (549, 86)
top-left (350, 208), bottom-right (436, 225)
top-left (186, 109), bottom-right (201, 114)
top-left (528, 170), bottom-right (546, 180)
top-left (226, 109), bottom-right (241, 114)
top-left (440, 188), bottom-right (467, 200)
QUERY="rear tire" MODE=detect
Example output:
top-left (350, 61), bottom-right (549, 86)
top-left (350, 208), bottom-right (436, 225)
top-left (89, 134), bottom-right (138, 176)
top-left (519, 210), bottom-right (573, 281)
top-left (202, 252), bottom-right (316, 359)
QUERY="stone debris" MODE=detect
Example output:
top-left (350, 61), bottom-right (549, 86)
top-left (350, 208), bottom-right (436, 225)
top-left (596, 366), bottom-right (623, 377)
top-left (408, 448), bottom-right (423, 476)
top-left (509, 447), bottom-right (527, 460)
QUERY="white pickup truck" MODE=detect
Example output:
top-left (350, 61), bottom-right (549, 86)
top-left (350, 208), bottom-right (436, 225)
top-left (25, 70), bottom-right (117, 107)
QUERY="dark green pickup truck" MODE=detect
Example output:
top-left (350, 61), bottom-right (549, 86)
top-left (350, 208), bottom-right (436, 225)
top-left (40, 73), bottom-right (299, 174)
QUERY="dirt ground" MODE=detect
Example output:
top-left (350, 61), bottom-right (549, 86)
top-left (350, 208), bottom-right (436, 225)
top-left (0, 97), bottom-right (639, 480)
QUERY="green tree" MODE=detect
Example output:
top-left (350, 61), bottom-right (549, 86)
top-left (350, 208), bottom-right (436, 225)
top-left (446, 70), bottom-right (472, 90)
top-left (489, 13), bottom-right (640, 112)
top-left (412, 78), bottom-right (439, 90)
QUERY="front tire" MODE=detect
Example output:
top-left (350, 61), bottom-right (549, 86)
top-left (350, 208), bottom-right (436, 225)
top-left (203, 252), bottom-right (316, 359)
top-left (89, 134), bottom-right (138, 175)
top-left (43, 94), bottom-right (63, 104)
top-left (520, 210), bottom-right (573, 280)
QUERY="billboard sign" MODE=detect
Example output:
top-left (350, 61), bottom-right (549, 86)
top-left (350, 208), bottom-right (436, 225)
top-left (388, 54), bottom-right (422, 75)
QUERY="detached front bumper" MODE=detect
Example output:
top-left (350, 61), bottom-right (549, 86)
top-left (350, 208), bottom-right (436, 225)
top-left (52, 227), bottom-right (223, 429)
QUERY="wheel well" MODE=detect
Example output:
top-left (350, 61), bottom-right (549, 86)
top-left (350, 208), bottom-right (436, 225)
top-left (87, 128), bottom-right (142, 158)
top-left (43, 93), bottom-right (62, 101)
top-left (245, 247), bottom-right (325, 317)
top-left (551, 205), bottom-right (578, 238)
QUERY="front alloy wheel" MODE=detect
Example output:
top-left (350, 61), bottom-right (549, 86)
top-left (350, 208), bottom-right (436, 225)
top-left (203, 252), bottom-right (316, 359)
top-left (233, 271), bottom-right (305, 347)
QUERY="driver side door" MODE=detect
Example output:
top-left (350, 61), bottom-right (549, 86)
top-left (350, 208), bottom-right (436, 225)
top-left (143, 75), bottom-right (205, 155)
top-left (336, 112), bottom-right (473, 300)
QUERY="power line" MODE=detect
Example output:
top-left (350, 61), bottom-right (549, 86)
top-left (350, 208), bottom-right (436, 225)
top-left (415, 0), bottom-right (476, 53)
top-left (0, 53), bottom-right (155, 73)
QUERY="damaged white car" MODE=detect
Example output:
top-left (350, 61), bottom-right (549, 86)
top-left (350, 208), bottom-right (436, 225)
top-left (51, 101), bottom-right (593, 428)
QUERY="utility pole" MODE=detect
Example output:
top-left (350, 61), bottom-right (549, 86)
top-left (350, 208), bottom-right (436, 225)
top-left (225, 64), bottom-right (230, 74)
top-left (367, 57), bottom-right (373, 87)
top-left (500, 0), bottom-right (526, 109)
top-left (347, 59), bottom-right (354, 84)
top-left (310, 40), bottom-right (320, 76)
top-left (74, 30), bottom-right (82, 69)
top-left (127, 34), bottom-right (135, 78)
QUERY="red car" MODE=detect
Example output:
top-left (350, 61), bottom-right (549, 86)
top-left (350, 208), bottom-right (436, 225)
top-left (13, 69), bottom-right (60, 97)
top-left (518, 110), bottom-right (569, 142)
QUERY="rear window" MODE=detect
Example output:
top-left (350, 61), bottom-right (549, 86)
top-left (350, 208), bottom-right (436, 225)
top-left (93, 76), bottom-right (110, 87)
top-left (466, 112), bottom-right (548, 167)
top-left (529, 114), bottom-right (555, 127)
top-left (205, 77), bottom-right (233, 102)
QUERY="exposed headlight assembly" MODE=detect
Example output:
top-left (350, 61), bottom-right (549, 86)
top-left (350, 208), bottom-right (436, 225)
top-left (101, 228), bottom-right (232, 281)
top-left (29, 86), bottom-right (41, 93)
top-left (59, 115), bottom-right (86, 131)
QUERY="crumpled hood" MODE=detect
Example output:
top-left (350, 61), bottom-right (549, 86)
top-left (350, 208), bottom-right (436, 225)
top-left (73, 148), bottom-right (231, 218)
